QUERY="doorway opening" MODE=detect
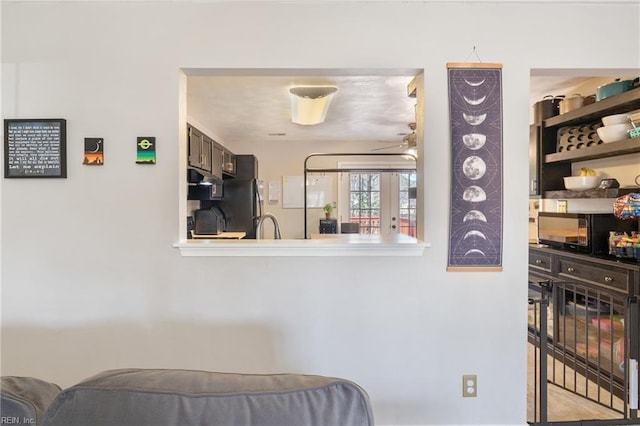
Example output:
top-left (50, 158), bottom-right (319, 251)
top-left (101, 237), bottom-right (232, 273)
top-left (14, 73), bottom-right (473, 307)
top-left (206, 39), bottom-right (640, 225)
top-left (344, 170), bottom-right (417, 237)
top-left (527, 68), bottom-right (640, 424)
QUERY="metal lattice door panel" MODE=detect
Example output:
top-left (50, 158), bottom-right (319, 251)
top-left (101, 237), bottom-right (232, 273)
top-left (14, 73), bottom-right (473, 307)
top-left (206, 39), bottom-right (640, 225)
top-left (528, 279), bottom-right (639, 425)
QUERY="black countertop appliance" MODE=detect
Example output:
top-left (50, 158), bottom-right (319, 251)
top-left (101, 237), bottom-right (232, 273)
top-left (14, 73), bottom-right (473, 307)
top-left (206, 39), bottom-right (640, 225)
top-left (319, 219), bottom-right (337, 234)
top-left (538, 212), bottom-right (638, 254)
top-left (194, 207), bottom-right (225, 235)
top-left (207, 155), bottom-right (262, 239)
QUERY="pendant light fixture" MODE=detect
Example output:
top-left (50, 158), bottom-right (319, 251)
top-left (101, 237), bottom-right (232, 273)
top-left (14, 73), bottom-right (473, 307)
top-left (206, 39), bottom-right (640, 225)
top-left (289, 86), bottom-right (338, 126)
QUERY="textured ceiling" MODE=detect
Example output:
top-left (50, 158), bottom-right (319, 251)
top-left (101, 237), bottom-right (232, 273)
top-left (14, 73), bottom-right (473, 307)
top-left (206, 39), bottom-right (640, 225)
top-left (186, 71), bottom-right (419, 148)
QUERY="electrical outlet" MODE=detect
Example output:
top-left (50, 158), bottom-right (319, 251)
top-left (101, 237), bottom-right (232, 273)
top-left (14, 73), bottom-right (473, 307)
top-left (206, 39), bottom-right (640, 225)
top-left (462, 375), bottom-right (477, 397)
top-left (557, 199), bottom-right (568, 213)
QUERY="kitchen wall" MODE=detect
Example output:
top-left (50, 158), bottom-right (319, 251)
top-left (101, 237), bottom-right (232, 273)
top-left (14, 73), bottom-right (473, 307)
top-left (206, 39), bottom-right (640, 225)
top-left (2, 1), bottom-right (639, 425)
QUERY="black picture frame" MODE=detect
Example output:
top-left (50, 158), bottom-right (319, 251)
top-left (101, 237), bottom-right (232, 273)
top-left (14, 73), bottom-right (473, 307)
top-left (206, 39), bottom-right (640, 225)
top-left (4, 118), bottom-right (67, 178)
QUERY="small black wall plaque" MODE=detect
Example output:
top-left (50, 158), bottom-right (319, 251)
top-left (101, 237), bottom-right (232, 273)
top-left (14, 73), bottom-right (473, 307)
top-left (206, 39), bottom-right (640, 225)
top-left (4, 119), bottom-right (67, 178)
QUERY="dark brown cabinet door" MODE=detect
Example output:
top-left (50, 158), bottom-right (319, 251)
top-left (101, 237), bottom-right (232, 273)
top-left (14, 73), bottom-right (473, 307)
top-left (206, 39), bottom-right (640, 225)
top-left (188, 126), bottom-right (203, 169)
top-left (211, 142), bottom-right (223, 179)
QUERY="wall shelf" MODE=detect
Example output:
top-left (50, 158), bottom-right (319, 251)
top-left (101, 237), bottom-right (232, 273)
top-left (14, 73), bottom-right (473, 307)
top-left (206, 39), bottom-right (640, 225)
top-left (543, 187), bottom-right (638, 199)
top-left (534, 86), bottom-right (640, 194)
top-left (543, 87), bottom-right (640, 128)
top-left (544, 138), bottom-right (640, 164)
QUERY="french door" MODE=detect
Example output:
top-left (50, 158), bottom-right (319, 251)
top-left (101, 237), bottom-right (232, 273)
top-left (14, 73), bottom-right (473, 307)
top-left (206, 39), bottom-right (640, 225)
top-left (338, 167), bottom-right (416, 236)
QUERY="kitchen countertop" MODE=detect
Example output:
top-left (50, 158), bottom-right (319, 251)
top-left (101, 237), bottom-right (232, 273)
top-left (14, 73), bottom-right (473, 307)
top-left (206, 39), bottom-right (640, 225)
top-left (309, 233), bottom-right (419, 243)
top-left (174, 234), bottom-right (429, 257)
top-left (191, 232), bottom-right (246, 239)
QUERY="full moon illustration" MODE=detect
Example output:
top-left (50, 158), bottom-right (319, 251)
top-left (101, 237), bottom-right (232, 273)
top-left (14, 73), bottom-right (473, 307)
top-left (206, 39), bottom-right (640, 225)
top-left (463, 185), bottom-right (486, 202)
top-left (463, 210), bottom-right (487, 222)
top-left (462, 133), bottom-right (486, 150)
top-left (462, 156), bottom-right (486, 180)
top-left (463, 112), bottom-right (487, 125)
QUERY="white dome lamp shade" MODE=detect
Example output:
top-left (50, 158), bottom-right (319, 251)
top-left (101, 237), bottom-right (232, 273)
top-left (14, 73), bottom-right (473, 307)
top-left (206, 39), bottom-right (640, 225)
top-left (289, 86), bottom-right (338, 125)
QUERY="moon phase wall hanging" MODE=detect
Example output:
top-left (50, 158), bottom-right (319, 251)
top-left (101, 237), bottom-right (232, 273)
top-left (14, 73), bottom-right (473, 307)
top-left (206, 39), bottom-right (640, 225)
top-left (446, 63), bottom-right (503, 271)
top-left (136, 137), bottom-right (156, 164)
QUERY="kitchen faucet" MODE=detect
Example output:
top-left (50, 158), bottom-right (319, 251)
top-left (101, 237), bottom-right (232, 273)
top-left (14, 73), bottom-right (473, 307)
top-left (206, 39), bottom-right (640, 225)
top-left (256, 213), bottom-right (282, 239)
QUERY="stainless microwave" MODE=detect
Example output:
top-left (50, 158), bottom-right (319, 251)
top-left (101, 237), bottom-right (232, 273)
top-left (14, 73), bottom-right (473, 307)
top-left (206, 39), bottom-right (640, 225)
top-left (537, 212), bottom-right (638, 254)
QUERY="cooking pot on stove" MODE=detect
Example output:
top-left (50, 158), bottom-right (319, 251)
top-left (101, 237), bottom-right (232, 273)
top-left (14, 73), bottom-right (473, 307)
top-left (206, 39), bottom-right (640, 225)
top-left (559, 94), bottom-right (585, 114)
top-left (533, 95), bottom-right (564, 123)
top-left (596, 78), bottom-right (639, 101)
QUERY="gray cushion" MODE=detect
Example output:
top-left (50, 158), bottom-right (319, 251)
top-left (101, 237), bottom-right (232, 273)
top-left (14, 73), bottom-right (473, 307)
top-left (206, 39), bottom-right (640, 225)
top-left (42, 368), bottom-right (374, 426)
top-left (1, 376), bottom-right (62, 425)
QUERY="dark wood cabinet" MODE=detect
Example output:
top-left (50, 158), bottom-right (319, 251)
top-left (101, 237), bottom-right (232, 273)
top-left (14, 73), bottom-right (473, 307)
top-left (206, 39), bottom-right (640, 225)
top-left (528, 245), bottom-right (640, 403)
top-left (557, 256), bottom-right (633, 294)
top-left (188, 123), bottom-right (233, 180)
top-left (188, 125), bottom-right (205, 172)
top-left (211, 142), bottom-right (223, 180)
top-left (529, 248), bottom-right (552, 275)
top-left (222, 149), bottom-right (236, 176)
top-left (529, 246), bottom-right (639, 295)
top-left (188, 124), bottom-right (214, 175)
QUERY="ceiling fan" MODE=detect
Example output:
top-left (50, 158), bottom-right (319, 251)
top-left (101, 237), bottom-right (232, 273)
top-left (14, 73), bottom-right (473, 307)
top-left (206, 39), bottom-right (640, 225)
top-left (371, 123), bottom-right (417, 152)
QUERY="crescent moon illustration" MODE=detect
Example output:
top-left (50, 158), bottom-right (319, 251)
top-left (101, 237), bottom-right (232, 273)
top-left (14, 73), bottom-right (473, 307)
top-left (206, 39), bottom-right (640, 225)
top-left (464, 79), bottom-right (485, 87)
top-left (463, 95), bottom-right (487, 105)
top-left (463, 210), bottom-right (487, 222)
top-left (464, 249), bottom-right (486, 256)
top-left (464, 230), bottom-right (487, 240)
top-left (462, 133), bottom-right (486, 150)
top-left (462, 156), bottom-right (486, 180)
top-left (463, 112), bottom-right (487, 125)
top-left (463, 185), bottom-right (486, 202)
top-left (90, 139), bottom-right (102, 153)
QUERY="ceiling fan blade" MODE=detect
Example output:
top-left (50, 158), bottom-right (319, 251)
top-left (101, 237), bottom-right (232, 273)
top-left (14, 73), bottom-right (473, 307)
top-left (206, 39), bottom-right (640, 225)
top-left (370, 144), bottom-right (404, 152)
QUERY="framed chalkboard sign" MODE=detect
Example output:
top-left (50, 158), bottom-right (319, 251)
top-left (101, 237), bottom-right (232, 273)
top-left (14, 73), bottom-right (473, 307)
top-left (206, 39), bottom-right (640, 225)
top-left (4, 118), bottom-right (67, 178)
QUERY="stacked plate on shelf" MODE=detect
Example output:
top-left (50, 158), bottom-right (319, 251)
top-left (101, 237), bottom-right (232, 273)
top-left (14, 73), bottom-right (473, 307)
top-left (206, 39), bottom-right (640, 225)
top-left (596, 113), bottom-right (633, 143)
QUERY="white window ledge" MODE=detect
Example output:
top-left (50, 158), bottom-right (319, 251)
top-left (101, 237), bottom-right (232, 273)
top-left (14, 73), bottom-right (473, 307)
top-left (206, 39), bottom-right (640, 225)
top-left (174, 234), bottom-right (430, 257)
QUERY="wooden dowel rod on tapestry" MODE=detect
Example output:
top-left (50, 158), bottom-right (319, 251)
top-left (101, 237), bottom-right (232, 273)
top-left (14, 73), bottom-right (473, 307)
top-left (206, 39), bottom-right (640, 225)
top-left (446, 62), bottom-right (503, 69)
top-left (446, 266), bottom-right (504, 272)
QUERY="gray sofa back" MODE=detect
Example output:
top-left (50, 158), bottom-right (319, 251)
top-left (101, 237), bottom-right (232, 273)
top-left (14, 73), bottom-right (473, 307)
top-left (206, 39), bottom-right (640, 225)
top-left (42, 369), bottom-right (375, 426)
top-left (1, 376), bottom-right (62, 425)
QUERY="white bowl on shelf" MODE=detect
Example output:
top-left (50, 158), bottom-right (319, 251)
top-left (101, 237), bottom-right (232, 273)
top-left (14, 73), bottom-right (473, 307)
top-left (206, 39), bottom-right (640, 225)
top-left (563, 176), bottom-right (600, 190)
top-left (596, 123), bottom-right (632, 143)
top-left (601, 113), bottom-right (630, 126)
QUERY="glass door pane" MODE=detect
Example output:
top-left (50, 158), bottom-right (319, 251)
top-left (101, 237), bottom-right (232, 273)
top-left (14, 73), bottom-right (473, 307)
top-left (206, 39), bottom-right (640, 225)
top-left (398, 171), bottom-right (417, 237)
top-left (349, 172), bottom-right (381, 234)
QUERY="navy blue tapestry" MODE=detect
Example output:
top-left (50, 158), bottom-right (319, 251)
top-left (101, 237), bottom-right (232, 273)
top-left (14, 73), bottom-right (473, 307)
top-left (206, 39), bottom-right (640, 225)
top-left (447, 64), bottom-right (503, 270)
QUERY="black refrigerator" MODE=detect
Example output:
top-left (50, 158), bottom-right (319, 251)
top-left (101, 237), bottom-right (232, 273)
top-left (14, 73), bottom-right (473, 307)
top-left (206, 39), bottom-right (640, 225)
top-left (215, 155), bottom-right (262, 239)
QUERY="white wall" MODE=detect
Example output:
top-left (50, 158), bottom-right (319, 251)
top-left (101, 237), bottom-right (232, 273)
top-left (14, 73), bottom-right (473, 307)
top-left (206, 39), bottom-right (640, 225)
top-left (1, 1), bottom-right (638, 425)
